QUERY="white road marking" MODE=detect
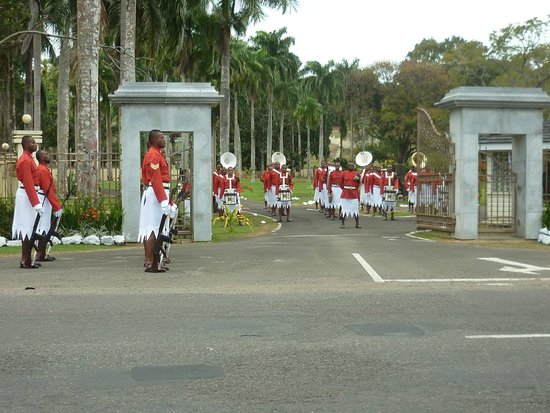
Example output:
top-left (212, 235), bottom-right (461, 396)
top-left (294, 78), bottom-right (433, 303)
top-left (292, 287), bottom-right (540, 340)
top-left (352, 253), bottom-right (385, 283)
top-left (405, 231), bottom-right (434, 242)
top-left (479, 257), bottom-right (550, 275)
top-left (386, 277), bottom-right (549, 283)
top-left (466, 334), bottom-right (550, 339)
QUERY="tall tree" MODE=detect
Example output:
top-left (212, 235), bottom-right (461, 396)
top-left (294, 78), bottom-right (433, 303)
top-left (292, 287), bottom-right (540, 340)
top-left (251, 28), bottom-right (300, 165)
top-left (77, 0), bottom-right (100, 196)
top-left (120, 0), bottom-right (136, 84)
top-left (301, 60), bottom-right (343, 162)
top-left (295, 95), bottom-right (321, 180)
top-left (210, 0), bottom-right (297, 155)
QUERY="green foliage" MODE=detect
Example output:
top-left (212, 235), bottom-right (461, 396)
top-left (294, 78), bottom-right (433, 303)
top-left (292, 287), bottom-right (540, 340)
top-left (0, 198), bottom-right (15, 238)
top-left (212, 206), bottom-right (253, 233)
top-left (542, 203), bottom-right (550, 229)
top-left (60, 196), bottom-right (123, 236)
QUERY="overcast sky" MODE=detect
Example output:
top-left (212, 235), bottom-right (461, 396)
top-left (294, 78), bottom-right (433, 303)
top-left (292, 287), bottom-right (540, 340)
top-left (245, 0), bottom-right (549, 67)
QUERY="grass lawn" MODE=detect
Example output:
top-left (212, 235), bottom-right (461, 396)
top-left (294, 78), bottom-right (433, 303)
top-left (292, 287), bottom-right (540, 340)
top-left (212, 210), bottom-right (277, 242)
top-left (240, 177), bottom-right (314, 204)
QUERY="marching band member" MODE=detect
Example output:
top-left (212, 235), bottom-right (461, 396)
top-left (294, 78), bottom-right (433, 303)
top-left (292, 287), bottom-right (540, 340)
top-left (315, 161), bottom-right (328, 214)
top-left (404, 165), bottom-right (417, 212)
top-left (212, 164), bottom-right (222, 213)
top-left (339, 162), bottom-right (361, 229)
top-left (35, 150), bottom-right (62, 262)
top-left (221, 166), bottom-right (241, 215)
top-left (361, 164), bottom-right (372, 213)
top-left (327, 162), bottom-right (343, 220)
top-left (260, 164), bottom-right (272, 210)
top-left (381, 164), bottom-right (399, 221)
top-left (215, 167), bottom-right (227, 217)
top-left (12, 135), bottom-right (42, 269)
top-left (313, 163), bottom-right (322, 210)
top-left (276, 164), bottom-right (294, 222)
top-left (138, 129), bottom-right (171, 273)
top-left (268, 161), bottom-right (282, 215)
top-left (369, 163), bottom-right (383, 216)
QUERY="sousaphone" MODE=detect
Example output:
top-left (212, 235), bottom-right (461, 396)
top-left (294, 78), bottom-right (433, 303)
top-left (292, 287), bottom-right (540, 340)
top-left (355, 151), bottom-right (373, 167)
top-left (411, 152), bottom-right (427, 168)
top-left (220, 151), bottom-right (237, 168)
top-left (271, 151), bottom-right (286, 166)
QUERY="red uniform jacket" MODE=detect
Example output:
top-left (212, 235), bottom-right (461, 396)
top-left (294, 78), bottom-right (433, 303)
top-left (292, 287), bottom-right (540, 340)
top-left (327, 169), bottom-right (343, 194)
top-left (16, 150), bottom-right (40, 207)
top-left (339, 170), bottom-right (360, 199)
top-left (404, 170), bottom-right (417, 192)
top-left (37, 162), bottom-right (62, 211)
top-left (316, 168), bottom-right (327, 191)
top-left (260, 169), bottom-right (271, 192)
top-left (212, 172), bottom-right (220, 196)
top-left (362, 170), bottom-right (372, 192)
top-left (369, 171), bottom-right (382, 193)
top-left (269, 168), bottom-right (282, 188)
top-left (275, 172), bottom-right (293, 194)
top-left (141, 146), bottom-right (170, 203)
top-left (381, 172), bottom-right (399, 190)
top-left (220, 174), bottom-right (241, 194)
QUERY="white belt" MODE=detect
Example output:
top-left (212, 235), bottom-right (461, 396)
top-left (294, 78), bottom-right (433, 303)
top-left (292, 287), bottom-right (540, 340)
top-left (19, 184), bottom-right (40, 190)
top-left (344, 186), bottom-right (356, 190)
top-left (332, 184), bottom-right (339, 187)
top-left (149, 182), bottom-right (170, 190)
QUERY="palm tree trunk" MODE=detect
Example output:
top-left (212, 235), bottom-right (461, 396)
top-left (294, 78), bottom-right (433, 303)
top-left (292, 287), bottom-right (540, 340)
top-left (56, 35), bottom-right (71, 197)
top-left (24, 56), bottom-right (32, 130)
top-left (106, 104), bottom-right (113, 180)
top-left (120, 0), bottom-right (136, 84)
top-left (249, 96), bottom-right (256, 182)
top-left (297, 120), bottom-right (302, 175)
top-left (349, 110), bottom-right (354, 156)
top-left (77, 0), bottom-right (100, 196)
top-left (219, 27), bottom-right (231, 154)
top-left (32, 31), bottom-right (41, 130)
top-left (318, 112), bottom-right (324, 162)
top-left (266, 88), bottom-right (274, 166)
top-left (278, 111), bottom-right (285, 154)
top-left (233, 91), bottom-right (242, 174)
top-left (307, 127), bottom-right (311, 181)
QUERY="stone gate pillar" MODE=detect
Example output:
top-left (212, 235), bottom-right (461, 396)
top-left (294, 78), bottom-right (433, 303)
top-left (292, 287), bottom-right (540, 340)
top-left (436, 87), bottom-right (550, 239)
top-left (110, 83), bottom-right (222, 242)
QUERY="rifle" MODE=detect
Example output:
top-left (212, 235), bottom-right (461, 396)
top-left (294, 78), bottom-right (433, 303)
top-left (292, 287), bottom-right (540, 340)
top-left (29, 212), bottom-right (46, 267)
top-left (161, 182), bottom-right (190, 266)
top-left (43, 185), bottom-right (72, 258)
top-left (153, 213), bottom-right (172, 269)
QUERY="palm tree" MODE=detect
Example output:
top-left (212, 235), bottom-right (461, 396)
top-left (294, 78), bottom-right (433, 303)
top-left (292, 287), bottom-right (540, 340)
top-left (209, 0), bottom-right (297, 155)
top-left (251, 28), bottom-right (300, 166)
top-left (301, 60), bottom-right (343, 162)
top-left (77, 0), bottom-right (101, 196)
top-left (295, 95), bottom-right (321, 180)
top-left (274, 79), bottom-right (299, 154)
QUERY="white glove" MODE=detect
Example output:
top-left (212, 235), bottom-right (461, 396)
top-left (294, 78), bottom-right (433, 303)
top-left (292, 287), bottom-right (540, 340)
top-left (54, 209), bottom-right (63, 218)
top-left (34, 204), bottom-right (44, 216)
top-left (160, 199), bottom-right (170, 215)
top-left (169, 204), bottom-right (178, 219)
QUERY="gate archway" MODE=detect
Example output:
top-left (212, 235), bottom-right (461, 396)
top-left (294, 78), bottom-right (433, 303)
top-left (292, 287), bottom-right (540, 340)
top-left (415, 108), bottom-right (455, 233)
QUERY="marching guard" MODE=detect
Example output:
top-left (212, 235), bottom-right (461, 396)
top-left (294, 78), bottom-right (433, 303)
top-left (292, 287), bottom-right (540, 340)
top-left (339, 162), bottom-right (361, 229)
top-left (35, 150), bottom-right (63, 261)
top-left (12, 135), bottom-right (43, 269)
top-left (381, 164), bottom-right (399, 221)
top-left (327, 162), bottom-right (343, 220)
top-left (404, 165), bottom-right (417, 212)
top-left (276, 164), bottom-right (293, 222)
top-left (138, 129), bottom-right (176, 273)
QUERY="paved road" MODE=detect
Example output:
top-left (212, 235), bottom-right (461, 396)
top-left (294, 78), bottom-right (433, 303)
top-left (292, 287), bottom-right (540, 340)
top-left (1, 203), bottom-right (549, 412)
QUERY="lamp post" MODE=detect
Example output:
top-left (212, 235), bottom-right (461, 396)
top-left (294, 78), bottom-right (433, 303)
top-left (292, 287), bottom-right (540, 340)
top-left (12, 114), bottom-right (42, 158)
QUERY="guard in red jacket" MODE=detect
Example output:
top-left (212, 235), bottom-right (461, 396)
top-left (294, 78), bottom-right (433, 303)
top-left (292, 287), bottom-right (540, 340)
top-left (381, 165), bottom-right (400, 221)
top-left (12, 135), bottom-right (42, 269)
top-left (260, 164), bottom-right (272, 210)
top-left (138, 129), bottom-right (171, 273)
top-left (404, 166), bottom-right (417, 212)
top-left (35, 150), bottom-right (62, 262)
top-left (276, 164), bottom-right (294, 222)
top-left (327, 163), bottom-right (343, 220)
top-left (338, 162), bottom-right (361, 229)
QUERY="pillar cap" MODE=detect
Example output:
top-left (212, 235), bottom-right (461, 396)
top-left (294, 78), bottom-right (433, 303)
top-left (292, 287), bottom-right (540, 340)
top-left (110, 82), bottom-right (223, 106)
top-left (436, 87), bottom-right (550, 109)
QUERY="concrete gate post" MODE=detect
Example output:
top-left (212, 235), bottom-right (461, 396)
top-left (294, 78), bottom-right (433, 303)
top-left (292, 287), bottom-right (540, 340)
top-left (436, 87), bottom-right (550, 240)
top-left (110, 83), bottom-right (222, 242)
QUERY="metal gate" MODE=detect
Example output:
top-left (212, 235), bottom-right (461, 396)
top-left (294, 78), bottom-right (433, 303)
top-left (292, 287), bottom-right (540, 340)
top-left (415, 108), bottom-right (455, 232)
top-left (478, 151), bottom-right (516, 235)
